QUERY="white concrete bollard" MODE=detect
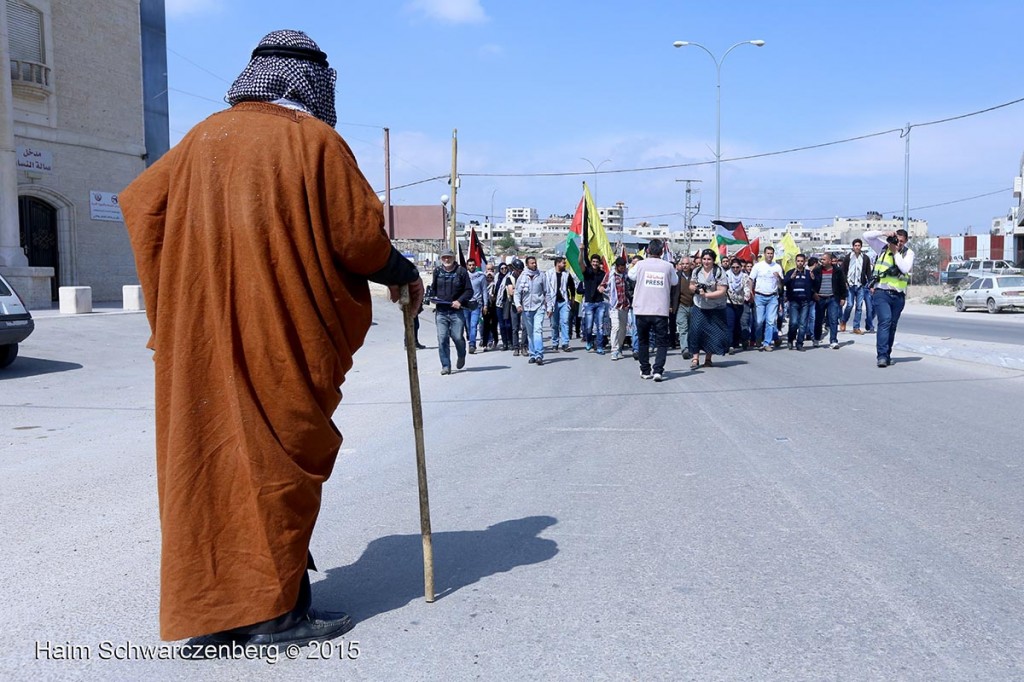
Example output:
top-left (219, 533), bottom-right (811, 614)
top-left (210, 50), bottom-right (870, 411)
top-left (59, 286), bottom-right (92, 314)
top-left (123, 285), bottom-right (145, 311)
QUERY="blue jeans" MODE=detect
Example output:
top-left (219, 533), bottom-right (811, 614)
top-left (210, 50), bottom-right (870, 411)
top-left (550, 300), bottom-right (570, 347)
top-left (436, 308), bottom-right (466, 369)
top-left (521, 308), bottom-right (546, 359)
top-left (843, 285), bottom-right (870, 330)
top-left (872, 289), bottom-right (905, 362)
top-left (754, 293), bottom-right (779, 346)
top-left (814, 297), bottom-right (841, 344)
top-left (628, 308), bottom-right (639, 354)
top-left (582, 301), bottom-right (606, 347)
top-left (462, 306), bottom-right (481, 346)
top-left (675, 306), bottom-right (691, 350)
top-left (787, 300), bottom-right (812, 347)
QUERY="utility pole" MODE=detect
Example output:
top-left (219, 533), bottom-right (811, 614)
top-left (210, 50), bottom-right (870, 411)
top-left (448, 129), bottom-right (458, 251)
top-left (383, 127), bottom-right (393, 239)
top-left (676, 179), bottom-right (702, 254)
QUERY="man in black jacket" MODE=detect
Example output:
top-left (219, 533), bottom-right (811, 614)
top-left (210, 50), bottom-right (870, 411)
top-left (431, 247), bottom-right (473, 374)
top-left (812, 252), bottom-right (848, 349)
top-left (841, 238), bottom-right (874, 334)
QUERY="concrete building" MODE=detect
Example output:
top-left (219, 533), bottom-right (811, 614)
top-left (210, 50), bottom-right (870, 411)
top-left (830, 211), bottom-right (928, 242)
top-left (598, 202), bottom-right (625, 231)
top-left (0, 0), bottom-right (167, 306)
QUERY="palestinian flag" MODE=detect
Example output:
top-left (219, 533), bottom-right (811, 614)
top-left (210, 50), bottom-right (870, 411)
top-left (712, 220), bottom-right (750, 248)
top-left (735, 237), bottom-right (761, 263)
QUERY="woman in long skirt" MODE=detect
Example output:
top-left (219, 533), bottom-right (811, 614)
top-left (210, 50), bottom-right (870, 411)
top-left (688, 249), bottom-right (730, 368)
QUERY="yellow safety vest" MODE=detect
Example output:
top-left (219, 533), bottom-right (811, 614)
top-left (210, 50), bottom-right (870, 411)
top-left (873, 250), bottom-right (908, 292)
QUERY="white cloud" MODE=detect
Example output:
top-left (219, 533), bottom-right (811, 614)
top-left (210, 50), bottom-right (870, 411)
top-left (405, 0), bottom-right (488, 24)
top-left (165, 0), bottom-right (223, 18)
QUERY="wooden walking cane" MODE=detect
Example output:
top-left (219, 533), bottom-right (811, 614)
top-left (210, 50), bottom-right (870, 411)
top-left (399, 284), bottom-right (435, 602)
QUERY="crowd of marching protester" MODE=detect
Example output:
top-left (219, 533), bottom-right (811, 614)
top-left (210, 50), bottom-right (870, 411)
top-left (422, 229), bottom-right (915, 377)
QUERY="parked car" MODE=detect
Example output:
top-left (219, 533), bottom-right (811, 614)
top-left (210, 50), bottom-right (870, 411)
top-left (0, 272), bottom-right (35, 367)
top-left (943, 259), bottom-right (1020, 288)
top-left (953, 275), bottom-right (1024, 313)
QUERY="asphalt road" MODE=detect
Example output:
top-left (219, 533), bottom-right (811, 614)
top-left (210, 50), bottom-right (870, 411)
top-left (899, 308), bottom-right (1024, 346)
top-left (2, 303), bottom-right (1023, 680)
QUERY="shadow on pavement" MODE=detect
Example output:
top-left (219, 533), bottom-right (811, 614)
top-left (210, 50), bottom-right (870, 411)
top-left (890, 356), bottom-right (923, 364)
top-left (462, 365), bottom-right (509, 372)
top-left (0, 357), bottom-right (83, 379)
top-left (314, 515), bottom-right (559, 622)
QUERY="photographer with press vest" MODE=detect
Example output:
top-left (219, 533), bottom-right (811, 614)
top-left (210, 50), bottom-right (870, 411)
top-left (864, 229), bottom-right (915, 368)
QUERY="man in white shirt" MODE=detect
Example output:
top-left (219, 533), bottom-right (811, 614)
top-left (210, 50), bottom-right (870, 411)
top-left (748, 246), bottom-right (784, 352)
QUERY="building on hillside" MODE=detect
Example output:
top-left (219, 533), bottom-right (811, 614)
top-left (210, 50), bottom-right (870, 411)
top-left (0, 0), bottom-right (167, 306)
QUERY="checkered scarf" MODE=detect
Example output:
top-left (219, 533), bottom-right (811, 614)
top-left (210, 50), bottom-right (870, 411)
top-left (226, 30), bottom-right (337, 127)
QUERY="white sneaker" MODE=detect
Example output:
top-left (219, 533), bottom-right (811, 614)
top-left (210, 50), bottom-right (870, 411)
top-left (652, 373), bottom-right (663, 382)
top-left (830, 342), bottom-right (839, 349)
top-left (641, 373), bottom-right (652, 380)
top-left (612, 351), bottom-right (621, 361)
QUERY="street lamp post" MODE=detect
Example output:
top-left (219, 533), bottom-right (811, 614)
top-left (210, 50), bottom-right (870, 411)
top-left (672, 39), bottom-right (765, 222)
top-left (579, 157), bottom-right (611, 200)
top-left (489, 188), bottom-right (498, 256)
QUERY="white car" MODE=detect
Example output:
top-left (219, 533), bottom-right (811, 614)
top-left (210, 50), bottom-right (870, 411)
top-left (954, 275), bottom-right (1024, 314)
top-left (0, 272), bottom-right (34, 367)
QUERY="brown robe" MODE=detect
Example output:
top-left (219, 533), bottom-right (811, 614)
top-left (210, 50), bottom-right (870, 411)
top-left (120, 102), bottom-right (391, 640)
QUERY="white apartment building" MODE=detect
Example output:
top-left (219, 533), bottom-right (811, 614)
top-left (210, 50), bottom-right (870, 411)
top-left (598, 202), bottom-right (625, 231)
top-left (831, 211), bottom-right (928, 241)
top-left (625, 222), bottom-right (670, 239)
top-left (506, 207), bottom-right (538, 224)
top-left (0, 0), bottom-right (167, 306)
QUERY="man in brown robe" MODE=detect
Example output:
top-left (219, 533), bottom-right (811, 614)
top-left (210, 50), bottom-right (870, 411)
top-left (120, 29), bottom-right (423, 649)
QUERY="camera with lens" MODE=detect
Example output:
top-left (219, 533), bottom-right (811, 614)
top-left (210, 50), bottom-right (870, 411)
top-left (695, 283), bottom-right (708, 294)
top-left (886, 234), bottom-right (899, 245)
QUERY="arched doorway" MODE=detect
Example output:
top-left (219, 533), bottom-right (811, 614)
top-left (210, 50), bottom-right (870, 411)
top-left (18, 196), bottom-right (59, 300)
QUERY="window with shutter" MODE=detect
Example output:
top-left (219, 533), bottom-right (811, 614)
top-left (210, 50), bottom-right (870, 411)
top-left (7, 0), bottom-right (45, 64)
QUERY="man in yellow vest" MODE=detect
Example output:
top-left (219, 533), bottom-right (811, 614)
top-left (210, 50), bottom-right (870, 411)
top-left (864, 228), bottom-right (915, 368)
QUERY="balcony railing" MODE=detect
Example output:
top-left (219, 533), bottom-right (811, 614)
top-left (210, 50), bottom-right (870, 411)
top-left (10, 59), bottom-right (51, 89)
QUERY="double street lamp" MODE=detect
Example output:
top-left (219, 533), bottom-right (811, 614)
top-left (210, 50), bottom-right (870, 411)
top-left (672, 39), bottom-right (765, 222)
top-left (580, 157), bottom-right (611, 200)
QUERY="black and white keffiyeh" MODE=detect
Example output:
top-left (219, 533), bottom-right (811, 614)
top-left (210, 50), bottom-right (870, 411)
top-left (226, 30), bottom-right (338, 127)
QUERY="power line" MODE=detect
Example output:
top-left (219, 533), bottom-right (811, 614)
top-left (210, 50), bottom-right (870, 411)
top-left (168, 87), bottom-right (224, 106)
top-left (168, 47), bottom-right (231, 83)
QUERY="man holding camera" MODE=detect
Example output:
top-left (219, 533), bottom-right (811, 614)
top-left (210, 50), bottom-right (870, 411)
top-left (864, 229), bottom-right (914, 368)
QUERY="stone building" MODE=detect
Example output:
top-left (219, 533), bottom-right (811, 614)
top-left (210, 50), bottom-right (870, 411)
top-left (0, 0), bottom-right (167, 306)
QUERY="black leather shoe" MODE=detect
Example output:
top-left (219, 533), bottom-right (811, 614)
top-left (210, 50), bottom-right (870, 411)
top-left (248, 609), bottom-right (354, 648)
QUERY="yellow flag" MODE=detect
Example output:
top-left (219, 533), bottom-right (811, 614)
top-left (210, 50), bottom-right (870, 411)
top-left (779, 231), bottom-right (800, 273)
top-left (707, 234), bottom-right (719, 258)
top-left (582, 183), bottom-right (616, 269)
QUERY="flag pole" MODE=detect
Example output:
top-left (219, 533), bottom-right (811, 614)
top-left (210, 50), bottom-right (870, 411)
top-left (399, 284), bottom-right (435, 602)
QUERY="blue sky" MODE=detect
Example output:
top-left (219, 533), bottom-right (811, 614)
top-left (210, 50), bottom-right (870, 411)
top-left (164, 0), bottom-right (1024, 236)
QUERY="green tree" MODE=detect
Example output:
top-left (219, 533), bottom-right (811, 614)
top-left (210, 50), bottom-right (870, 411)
top-left (497, 235), bottom-right (517, 254)
top-left (909, 239), bottom-right (939, 285)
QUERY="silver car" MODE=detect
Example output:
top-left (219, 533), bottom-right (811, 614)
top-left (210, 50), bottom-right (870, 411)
top-left (954, 275), bottom-right (1024, 314)
top-left (0, 272), bottom-right (35, 367)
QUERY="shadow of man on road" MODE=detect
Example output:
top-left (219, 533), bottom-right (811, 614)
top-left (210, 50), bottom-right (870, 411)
top-left (314, 515), bottom-right (558, 622)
